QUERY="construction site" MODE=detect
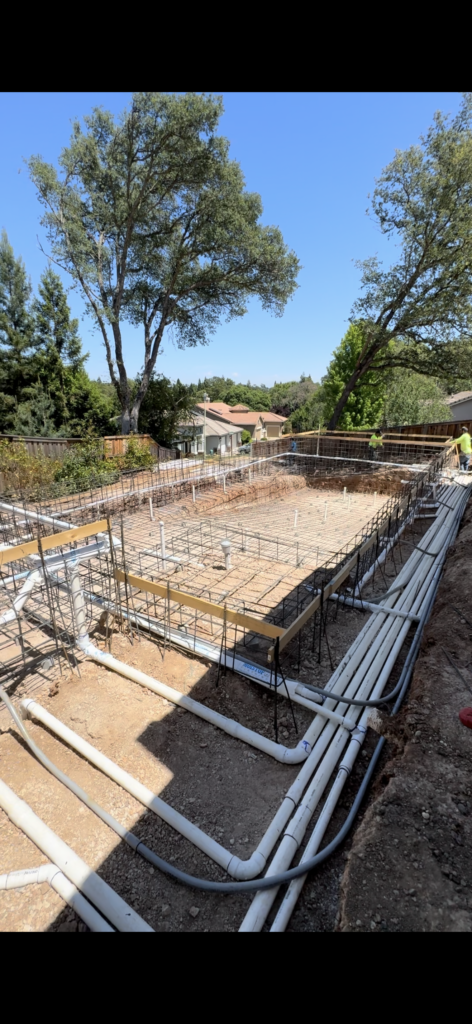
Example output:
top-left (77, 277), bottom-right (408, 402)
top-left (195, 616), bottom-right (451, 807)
top-left (1, 430), bottom-right (472, 933)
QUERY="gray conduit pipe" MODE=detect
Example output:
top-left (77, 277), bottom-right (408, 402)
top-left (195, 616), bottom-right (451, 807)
top-left (1, 487), bottom-right (465, 900)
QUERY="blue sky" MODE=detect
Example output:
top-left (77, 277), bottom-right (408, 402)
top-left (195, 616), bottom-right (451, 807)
top-left (0, 92), bottom-right (464, 387)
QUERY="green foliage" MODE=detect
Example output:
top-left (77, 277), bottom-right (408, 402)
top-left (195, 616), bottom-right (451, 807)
top-left (328, 94), bottom-right (472, 427)
top-left (138, 374), bottom-right (195, 445)
top-left (322, 324), bottom-right (387, 429)
top-left (270, 376), bottom-right (318, 417)
top-left (0, 233), bottom-right (117, 437)
top-left (53, 436), bottom-right (154, 495)
top-left (29, 92), bottom-right (300, 433)
top-left (54, 439), bottom-right (118, 492)
top-left (119, 435), bottom-right (155, 470)
top-left (241, 429), bottom-right (252, 443)
top-left (191, 374), bottom-right (319, 420)
top-left (193, 377), bottom-right (272, 411)
top-left (383, 371), bottom-right (450, 426)
top-left (13, 385), bottom-right (58, 437)
top-left (0, 229), bottom-right (35, 427)
top-left (0, 438), bottom-right (60, 498)
top-left (290, 388), bottom-right (326, 433)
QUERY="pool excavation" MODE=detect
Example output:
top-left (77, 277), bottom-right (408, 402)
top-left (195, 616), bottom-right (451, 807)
top-left (0, 431), bottom-right (470, 932)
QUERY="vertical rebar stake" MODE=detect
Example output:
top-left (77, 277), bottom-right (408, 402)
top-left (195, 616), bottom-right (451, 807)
top-left (120, 517), bottom-right (133, 643)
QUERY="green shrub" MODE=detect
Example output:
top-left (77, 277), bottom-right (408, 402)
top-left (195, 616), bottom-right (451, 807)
top-left (54, 439), bottom-right (118, 492)
top-left (0, 439), bottom-right (61, 499)
top-left (0, 434), bottom-right (156, 501)
top-left (118, 436), bottom-right (155, 471)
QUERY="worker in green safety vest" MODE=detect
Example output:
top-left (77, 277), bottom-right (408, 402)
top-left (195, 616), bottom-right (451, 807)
top-left (448, 425), bottom-right (472, 472)
top-left (368, 429), bottom-right (383, 461)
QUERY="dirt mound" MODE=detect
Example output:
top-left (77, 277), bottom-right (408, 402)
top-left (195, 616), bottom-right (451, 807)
top-left (174, 472), bottom-right (307, 517)
top-left (306, 467), bottom-right (416, 496)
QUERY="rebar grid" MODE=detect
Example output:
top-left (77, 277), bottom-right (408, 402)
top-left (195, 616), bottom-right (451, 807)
top-left (0, 441), bottom-right (454, 703)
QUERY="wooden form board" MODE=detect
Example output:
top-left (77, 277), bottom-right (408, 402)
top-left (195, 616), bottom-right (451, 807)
top-left (320, 430), bottom-right (452, 441)
top-left (316, 436), bottom-right (448, 449)
top-left (114, 568), bottom-right (284, 640)
top-left (0, 519), bottom-right (108, 567)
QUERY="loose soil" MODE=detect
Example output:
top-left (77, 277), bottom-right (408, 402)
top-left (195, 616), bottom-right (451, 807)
top-left (1, 490), bottom-right (470, 932)
top-left (338, 499), bottom-right (472, 932)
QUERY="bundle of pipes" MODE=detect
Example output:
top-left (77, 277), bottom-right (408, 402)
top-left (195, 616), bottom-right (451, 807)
top-left (0, 481), bottom-right (468, 934)
top-left (0, 777), bottom-right (152, 932)
top-left (239, 480), bottom-right (470, 930)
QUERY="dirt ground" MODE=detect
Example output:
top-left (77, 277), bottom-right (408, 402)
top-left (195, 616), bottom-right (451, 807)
top-left (0, 601), bottom-right (368, 932)
top-left (338, 499), bottom-right (472, 932)
top-left (1, 487), bottom-right (470, 933)
top-left (306, 466), bottom-right (419, 495)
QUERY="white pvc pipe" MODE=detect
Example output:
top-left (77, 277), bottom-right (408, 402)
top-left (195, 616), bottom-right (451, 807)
top-left (270, 485), bottom-right (470, 931)
top-left (270, 726), bottom-right (366, 932)
top-left (352, 509), bottom-right (413, 595)
top-left (142, 547), bottom-right (204, 570)
top-left (2, 479), bottom-right (456, 913)
top-left (21, 700), bottom-right (241, 877)
top-left (235, 487), bottom-right (460, 913)
top-left (21, 698), bottom-right (355, 882)
top-left (4, 478), bottom-right (459, 917)
top-left (0, 501), bottom-right (116, 549)
top-left (0, 777), bottom-right (152, 932)
top-left (0, 570), bottom-right (42, 625)
top-left (48, 571), bottom-right (363, 757)
top-left (352, 482), bottom-right (447, 597)
top-left (0, 863), bottom-right (114, 932)
top-left (0, 501), bottom-right (75, 532)
top-left (65, 553), bottom-right (331, 766)
top-left (52, 505), bottom-right (447, 772)
top-left (239, 483), bottom-right (469, 930)
top-left (239, 724), bottom-right (367, 931)
top-left (325, 592), bottom-right (420, 622)
top-left (70, 561), bottom-right (361, 757)
top-left (221, 539), bottom-right (232, 570)
top-left (159, 521), bottom-right (166, 564)
top-left (77, 637), bottom-right (325, 764)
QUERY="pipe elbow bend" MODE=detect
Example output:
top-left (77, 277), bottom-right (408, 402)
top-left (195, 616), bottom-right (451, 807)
top-left (227, 850), bottom-right (267, 880)
top-left (281, 741), bottom-right (311, 764)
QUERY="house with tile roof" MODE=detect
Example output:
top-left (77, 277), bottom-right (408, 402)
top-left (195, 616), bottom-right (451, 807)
top-left (194, 402), bottom-right (287, 441)
top-left (174, 411), bottom-right (242, 456)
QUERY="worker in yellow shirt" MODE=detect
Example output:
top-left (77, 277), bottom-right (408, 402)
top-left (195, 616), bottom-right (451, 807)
top-left (448, 426), bottom-right (472, 472)
top-left (368, 429), bottom-right (383, 461)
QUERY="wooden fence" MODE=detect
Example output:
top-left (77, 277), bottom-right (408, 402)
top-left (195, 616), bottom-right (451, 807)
top-left (390, 421), bottom-right (461, 439)
top-left (103, 435), bottom-right (179, 461)
top-left (0, 432), bottom-right (179, 462)
top-left (103, 434), bottom-right (155, 458)
top-left (0, 434), bottom-right (81, 458)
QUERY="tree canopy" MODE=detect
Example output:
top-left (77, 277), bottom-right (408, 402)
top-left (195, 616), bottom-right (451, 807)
top-left (321, 324), bottom-right (387, 429)
top-left (29, 92), bottom-right (300, 434)
top-left (0, 231), bottom-right (116, 436)
top-left (327, 94), bottom-right (472, 428)
top-left (382, 370), bottom-right (450, 426)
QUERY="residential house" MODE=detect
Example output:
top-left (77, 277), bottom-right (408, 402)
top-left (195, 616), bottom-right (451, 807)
top-left (194, 402), bottom-right (287, 441)
top-left (174, 411), bottom-right (242, 456)
top-left (444, 391), bottom-right (472, 422)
